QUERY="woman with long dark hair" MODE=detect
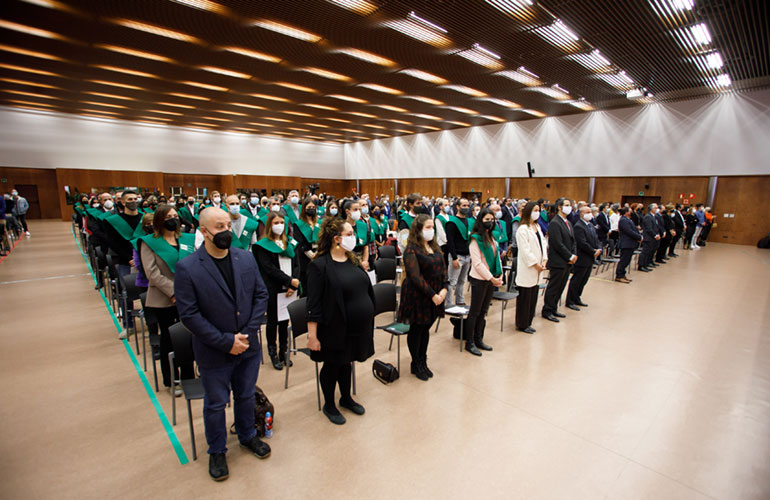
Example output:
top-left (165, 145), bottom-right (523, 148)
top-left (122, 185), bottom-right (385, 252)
top-left (293, 197), bottom-right (320, 295)
top-left (514, 202), bottom-right (548, 334)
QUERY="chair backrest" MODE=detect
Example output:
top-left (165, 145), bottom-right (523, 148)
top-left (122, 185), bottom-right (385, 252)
top-left (94, 247), bottom-right (107, 269)
top-left (169, 322), bottom-right (196, 368)
top-left (374, 258), bottom-right (396, 282)
top-left (372, 283), bottom-right (397, 317)
top-left (105, 253), bottom-right (119, 280)
top-left (121, 272), bottom-right (144, 300)
top-left (378, 245), bottom-right (396, 260)
top-left (287, 297), bottom-right (308, 338)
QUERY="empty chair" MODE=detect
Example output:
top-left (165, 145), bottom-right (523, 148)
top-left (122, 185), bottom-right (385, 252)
top-left (120, 273), bottom-right (146, 355)
top-left (139, 292), bottom-right (161, 392)
top-left (372, 283), bottom-right (410, 373)
top-left (374, 257), bottom-right (396, 283)
top-left (378, 244), bottom-right (396, 260)
top-left (492, 271), bottom-right (519, 332)
top-left (168, 322), bottom-right (205, 461)
top-left (284, 297), bottom-right (321, 411)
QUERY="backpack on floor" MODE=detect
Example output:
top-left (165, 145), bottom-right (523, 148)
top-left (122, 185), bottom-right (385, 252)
top-left (449, 316), bottom-right (472, 340)
top-left (229, 385), bottom-right (274, 437)
top-left (758, 234), bottom-right (770, 249)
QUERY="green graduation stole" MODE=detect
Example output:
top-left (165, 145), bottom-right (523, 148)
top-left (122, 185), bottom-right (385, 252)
top-left (255, 236), bottom-right (297, 259)
top-left (282, 204), bottom-right (300, 225)
top-left (435, 214), bottom-right (449, 229)
top-left (540, 210), bottom-right (549, 222)
top-left (317, 206), bottom-right (325, 216)
top-left (471, 234), bottom-right (502, 277)
top-left (296, 219), bottom-right (320, 244)
top-left (179, 204), bottom-right (198, 223)
top-left (74, 203), bottom-right (86, 215)
top-left (230, 216), bottom-right (260, 250)
top-left (136, 233), bottom-right (195, 273)
top-left (447, 216), bottom-right (472, 241)
top-left (492, 220), bottom-right (508, 244)
top-left (370, 217), bottom-right (389, 236)
top-left (400, 212), bottom-right (415, 229)
top-left (241, 207), bottom-right (258, 221)
top-left (355, 219), bottom-right (372, 246)
top-left (257, 206), bottom-right (269, 218)
top-left (105, 213), bottom-right (145, 242)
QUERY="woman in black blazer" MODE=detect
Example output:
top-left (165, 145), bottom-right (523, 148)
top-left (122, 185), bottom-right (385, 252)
top-left (253, 211), bottom-right (300, 370)
top-left (307, 217), bottom-right (375, 425)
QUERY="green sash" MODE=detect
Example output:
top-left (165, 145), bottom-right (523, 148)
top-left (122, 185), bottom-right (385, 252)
top-left (317, 206), bottom-right (325, 216)
top-left (447, 216), bottom-right (471, 241)
top-left (355, 219), bottom-right (372, 247)
top-left (137, 233), bottom-right (195, 273)
top-left (435, 214), bottom-right (449, 229)
top-left (399, 212), bottom-right (415, 229)
top-left (74, 203), bottom-right (86, 215)
top-left (179, 204), bottom-right (198, 223)
top-left (255, 236), bottom-right (297, 259)
top-left (231, 216), bottom-right (259, 250)
top-left (471, 234), bottom-right (502, 277)
top-left (105, 213), bottom-right (144, 242)
top-left (241, 206), bottom-right (259, 221)
top-left (296, 219), bottom-right (320, 244)
top-left (512, 215), bottom-right (521, 223)
top-left (370, 217), bottom-right (389, 236)
top-left (492, 220), bottom-right (508, 244)
top-left (282, 204), bottom-right (300, 225)
top-left (540, 210), bottom-right (549, 222)
top-left (257, 207), bottom-right (268, 218)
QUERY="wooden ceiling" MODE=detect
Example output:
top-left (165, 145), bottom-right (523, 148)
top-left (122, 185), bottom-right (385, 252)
top-left (0, 0), bottom-right (766, 144)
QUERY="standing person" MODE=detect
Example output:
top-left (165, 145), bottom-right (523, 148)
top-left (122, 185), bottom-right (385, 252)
top-left (343, 199), bottom-right (371, 271)
top-left (654, 205), bottom-right (670, 264)
top-left (614, 207), bottom-right (642, 283)
top-left (566, 206), bottom-right (602, 309)
top-left (179, 195), bottom-right (199, 231)
top-left (209, 191), bottom-right (224, 212)
top-left (174, 208), bottom-right (271, 482)
top-left (307, 218), bottom-right (375, 425)
top-left (369, 203), bottom-right (390, 257)
top-left (445, 198), bottom-right (473, 308)
top-left (85, 192), bottom-right (114, 252)
top-left (434, 198), bottom-right (452, 267)
top-left (515, 201), bottom-right (547, 333)
top-left (608, 204), bottom-right (621, 256)
top-left (596, 203), bottom-right (610, 251)
top-left (397, 193), bottom-right (423, 252)
top-left (282, 189), bottom-right (302, 228)
top-left (639, 204), bottom-right (660, 272)
top-left (137, 205), bottom-right (195, 395)
top-left (490, 202), bottom-right (509, 257)
top-left (692, 204), bottom-right (706, 249)
top-left (465, 208), bottom-right (503, 356)
top-left (698, 208), bottom-right (715, 246)
top-left (10, 190), bottom-right (30, 236)
top-left (254, 212), bottom-right (300, 370)
top-left (542, 198), bottom-right (577, 323)
top-left (397, 215), bottom-right (447, 380)
top-left (683, 207), bottom-right (698, 250)
top-left (293, 197), bottom-right (320, 295)
top-left (669, 203), bottom-right (685, 257)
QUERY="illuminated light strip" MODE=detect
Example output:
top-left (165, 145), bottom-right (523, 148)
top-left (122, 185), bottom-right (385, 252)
top-left (82, 100), bottom-right (128, 109)
top-left (83, 91), bottom-right (135, 101)
top-left (275, 82), bottom-right (316, 93)
top-left (169, 0), bottom-right (231, 15)
top-left (250, 93), bottom-right (290, 102)
top-left (168, 92), bottom-right (209, 100)
top-left (298, 66), bottom-right (351, 82)
top-left (370, 104), bottom-right (409, 113)
top-left (440, 85), bottom-right (488, 97)
top-left (0, 63), bottom-right (57, 76)
top-left (326, 0), bottom-right (379, 16)
top-left (301, 103), bottom-right (337, 111)
top-left (198, 66), bottom-right (251, 79)
top-left (384, 16), bottom-right (452, 48)
top-left (334, 48), bottom-right (396, 67)
top-left (1, 89), bottom-right (59, 100)
top-left (282, 110), bottom-right (313, 117)
top-left (344, 111), bottom-right (377, 118)
top-left (253, 19), bottom-right (321, 42)
top-left (0, 19), bottom-right (66, 40)
top-left (180, 81), bottom-right (228, 91)
top-left (0, 44), bottom-right (64, 61)
top-left (113, 18), bottom-right (202, 44)
top-left (148, 109), bottom-right (184, 116)
top-left (494, 67), bottom-right (541, 86)
top-left (90, 80), bottom-right (144, 90)
top-left (399, 68), bottom-right (448, 85)
top-left (327, 94), bottom-right (368, 103)
top-left (533, 19), bottom-right (581, 52)
top-left (157, 102), bottom-right (195, 109)
top-left (230, 102), bottom-right (267, 110)
top-left (358, 83), bottom-right (402, 95)
top-left (0, 77), bottom-right (58, 89)
top-left (96, 44), bottom-right (173, 63)
top-left (222, 47), bottom-right (282, 63)
top-left (93, 65), bottom-right (158, 78)
top-left (401, 95), bottom-right (444, 105)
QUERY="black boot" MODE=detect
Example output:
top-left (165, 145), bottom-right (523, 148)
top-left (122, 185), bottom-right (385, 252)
top-left (475, 319), bottom-right (493, 351)
top-left (411, 360), bottom-right (429, 380)
top-left (280, 345), bottom-right (293, 367)
top-left (268, 346), bottom-right (282, 370)
top-left (466, 342), bottom-right (482, 356)
top-left (422, 358), bottom-right (434, 378)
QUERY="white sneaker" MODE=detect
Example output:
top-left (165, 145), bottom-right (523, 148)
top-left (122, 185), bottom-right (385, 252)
top-left (118, 329), bottom-right (128, 340)
top-left (170, 386), bottom-right (182, 397)
top-left (25, 231), bottom-right (30, 237)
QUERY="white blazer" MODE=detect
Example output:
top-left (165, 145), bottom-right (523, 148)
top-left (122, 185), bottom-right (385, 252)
top-left (515, 223), bottom-right (548, 288)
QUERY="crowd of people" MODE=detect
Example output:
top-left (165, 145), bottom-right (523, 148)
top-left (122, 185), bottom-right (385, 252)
top-left (73, 187), bottom-right (714, 481)
top-left (1, 190), bottom-right (32, 255)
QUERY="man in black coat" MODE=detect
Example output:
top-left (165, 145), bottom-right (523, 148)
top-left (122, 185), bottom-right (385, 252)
top-left (639, 204), bottom-right (660, 272)
top-left (654, 207), bottom-right (670, 264)
top-left (615, 207), bottom-right (642, 283)
top-left (596, 203), bottom-right (610, 249)
top-left (542, 198), bottom-right (577, 322)
top-left (668, 203), bottom-right (684, 257)
top-left (566, 206), bottom-right (602, 308)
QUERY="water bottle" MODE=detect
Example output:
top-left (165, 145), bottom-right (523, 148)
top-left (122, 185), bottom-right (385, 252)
top-left (264, 412), bottom-right (273, 438)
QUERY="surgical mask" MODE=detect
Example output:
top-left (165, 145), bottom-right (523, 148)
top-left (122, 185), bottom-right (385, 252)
top-left (211, 229), bottom-right (232, 249)
top-left (422, 228), bottom-right (435, 241)
top-left (582, 213), bottom-right (592, 221)
top-left (271, 205), bottom-right (281, 212)
top-left (290, 196), bottom-right (299, 205)
top-left (213, 196), bottom-right (221, 204)
top-left (240, 199), bottom-right (247, 206)
top-left (329, 207), bottom-right (338, 216)
top-left (444, 206), bottom-right (451, 214)
top-left (271, 223), bottom-right (285, 235)
top-left (459, 207), bottom-right (469, 216)
top-left (340, 234), bottom-right (356, 251)
top-left (228, 205), bottom-right (241, 215)
top-left (163, 218), bottom-right (180, 231)
top-left (561, 205), bottom-right (572, 216)
top-left (483, 220), bottom-right (495, 231)
top-left (136, 197), bottom-right (142, 202)
top-left (350, 210), bottom-right (361, 221)
top-left (305, 208), bottom-right (317, 217)
top-left (655, 208), bottom-right (660, 214)
top-left (103, 200), bottom-right (114, 210)
top-left (11, 191), bottom-right (18, 196)
top-left (125, 201), bottom-right (138, 211)
top-left (495, 211), bottom-right (502, 219)
top-left (204, 200), bottom-right (212, 205)
top-left (531, 210), bottom-right (540, 221)
top-left (250, 197), bottom-right (259, 206)
top-left (361, 206), bottom-right (369, 215)
top-left (92, 203), bottom-right (100, 208)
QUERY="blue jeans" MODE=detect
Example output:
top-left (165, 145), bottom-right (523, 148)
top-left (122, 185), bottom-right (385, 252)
top-left (117, 264), bottom-right (134, 329)
top-left (199, 351), bottom-right (261, 454)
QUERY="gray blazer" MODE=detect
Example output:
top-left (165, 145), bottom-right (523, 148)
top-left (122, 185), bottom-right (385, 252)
top-left (140, 242), bottom-right (175, 308)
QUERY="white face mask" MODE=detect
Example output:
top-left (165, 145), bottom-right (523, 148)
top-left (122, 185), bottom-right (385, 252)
top-left (582, 213), bottom-right (592, 221)
top-left (290, 196), bottom-right (299, 205)
top-left (228, 205), bottom-right (241, 215)
top-left (655, 208), bottom-right (660, 214)
top-left (213, 197), bottom-right (221, 204)
top-left (361, 206), bottom-right (369, 215)
top-left (561, 205), bottom-right (572, 216)
top-left (422, 228), bottom-right (435, 242)
top-left (250, 197), bottom-right (259, 206)
top-left (103, 200), bottom-right (114, 210)
top-left (11, 191), bottom-right (18, 196)
top-left (329, 208), bottom-right (338, 216)
top-left (271, 205), bottom-right (281, 212)
top-left (271, 223), bottom-right (285, 235)
top-left (443, 206), bottom-right (451, 214)
top-left (350, 210), bottom-right (361, 221)
top-left (340, 234), bottom-right (356, 251)
top-left (495, 211), bottom-right (502, 219)
top-left (531, 210), bottom-right (540, 221)
top-left (92, 203), bottom-right (100, 208)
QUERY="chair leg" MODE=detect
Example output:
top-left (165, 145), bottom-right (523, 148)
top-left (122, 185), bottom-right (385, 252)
top-left (187, 399), bottom-right (197, 461)
top-left (284, 345), bottom-right (290, 390)
top-left (314, 362), bottom-right (321, 411)
top-left (169, 353), bottom-right (176, 425)
top-left (396, 336), bottom-right (401, 374)
top-left (435, 318), bottom-right (440, 333)
top-left (152, 351), bottom-right (159, 392)
top-left (388, 333), bottom-right (394, 351)
top-left (141, 321), bottom-right (147, 371)
top-left (133, 314), bottom-right (140, 355)
top-left (351, 362), bottom-right (356, 395)
top-left (500, 301), bottom-right (505, 332)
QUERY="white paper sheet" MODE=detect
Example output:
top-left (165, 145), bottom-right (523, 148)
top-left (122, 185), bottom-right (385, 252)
top-left (444, 306), bottom-right (469, 315)
top-left (367, 269), bottom-right (377, 286)
top-left (277, 292), bottom-right (299, 322)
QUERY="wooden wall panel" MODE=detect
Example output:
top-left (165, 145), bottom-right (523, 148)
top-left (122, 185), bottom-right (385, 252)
top-left (234, 175), bottom-right (302, 195)
top-left (446, 177), bottom-right (506, 200)
top-left (398, 178), bottom-right (443, 198)
top-left (507, 177), bottom-right (590, 203)
top-left (163, 173), bottom-right (226, 198)
top-left (359, 178), bottom-right (394, 198)
top-left (593, 177), bottom-right (709, 206)
top-left (0, 166), bottom-right (60, 219)
top-left (301, 178), bottom-right (355, 199)
top-left (710, 175), bottom-right (770, 246)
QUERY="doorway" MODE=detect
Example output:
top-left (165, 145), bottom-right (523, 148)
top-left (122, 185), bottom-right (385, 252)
top-left (15, 184), bottom-right (41, 219)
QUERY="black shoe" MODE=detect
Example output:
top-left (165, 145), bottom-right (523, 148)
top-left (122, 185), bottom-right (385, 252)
top-left (476, 341), bottom-right (493, 351)
top-left (339, 398), bottom-right (365, 415)
top-left (281, 352), bottom-right (293, 367)
top-left (466, 344), bottom-right (482, 356)
top-left (638, 267), bottom-right (650, 272)
top-left (270, 354), bottom-right (283, 371)
top-left (655, 260), bottom-right (666, 264)
top-left (322, 406), bottom-right (346, 425)
top-left (553, 312), bottom-right (566, 318)
top-left (565, 304), bottom-right (580, 311)
top-left (543, 314), bottom-right (560, 323)
top-left (240, 436), bottom-right (271, 459)
top-left (649, 263), bottom-right (659, 268)
top-left (209, 453), bottom-right (229, 481)
top-left (422, 359), bottom-right (434, 378)
top-left (575, 301), bottom-right (588, 307)
top-left (516, 327), bottom-right (536, 334)
top-left (410, 361), bottom-right (418, 375)
top-left (669, 253), bottom-right (679, 258)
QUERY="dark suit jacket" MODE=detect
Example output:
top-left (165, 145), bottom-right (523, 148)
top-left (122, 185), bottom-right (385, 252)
top-left (655, 213), bottom-right (666, 237)
top-left (597, 212), bottom-right (610, 240)
top-left (574, 219), bottom-right (600, 268)
top-left (174, 246), bottom-right (268, 369)
top-left (672, 211), bottom-right (685, 233)
top-left (618, 216), bottom-right (642, 249)
top-left (642, 213), bottom-right (659, 241)
top-left (253, 243), bottom-right (300, 294)
top-left (547, 215), bottom-right (576, 269)
top-left (501, 206), bottom-right (514, 240)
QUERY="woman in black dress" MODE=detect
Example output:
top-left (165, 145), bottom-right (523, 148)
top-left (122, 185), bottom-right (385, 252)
top-left (397, 214), bottom-right (448, 380)
top-left (307, 217), bottom-right (375, 425)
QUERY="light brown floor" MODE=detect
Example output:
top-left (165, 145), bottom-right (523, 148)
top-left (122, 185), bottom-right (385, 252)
top-left (1, 220), bottom-right (769, 500)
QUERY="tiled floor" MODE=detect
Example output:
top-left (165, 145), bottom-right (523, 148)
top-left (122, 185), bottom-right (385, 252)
top-left (1, 220), bottom-right (768, 499)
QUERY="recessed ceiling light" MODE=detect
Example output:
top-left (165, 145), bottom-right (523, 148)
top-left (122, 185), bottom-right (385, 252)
top-left (157, 101), bottom-right (196, 109)
top-left (324, 117), bottom-right (351, 123)
top-left (705, 51), bottom-right (724, 69)
top-left (566, 49), bottom-right (612, 73)
top-left (334, 48), bottom-right (396, 67)
top-left (250, 93), bottom-right (291, 102)
top-left (0, 77), bottom-right (57, 89)
top-left (0, 63), bottom-right (57, 76)
top-left (649, 0), bottom-right (694, 15)
top-left (533, 19), bottom-right (581, 52)
top-left (148, 109), bottom-right (184, 116)
top-left (340, 128), bottom-right (363, 133)
top-left (446, 120), bottom-right (471, 127)
top-left (230, 102), bottom-right (267, 110)
top-left (2, 89), bottom-right (59, 100)
top-left (215, 110), bottom-right (248, 116)
top-left (95, 44), bottom-right (173, 63)
top-left (169, 0), bottom-right (230, 15)
top-left (253, 19), bottom-right (322, 42)
top-left (384, 14), bottom-right (452, 48)
top-left (222, 47), bottom-right (282, 63)
top-left (521, 109), bottom-right (546, 117)
top-left (83, 91), bottom-right (135, 101)
top-left (263, 117), bottom-right (292, 122)
top-left (326, 0), bottom-right (378, 15)
top-left (478, 97), bottom-right (521, 108)
top-left (715, 73), bottom-right (731, 87)
top-left (275, 82), bottom-right (317, 93)
top-left (384, 118), bottom-right (412, 125)
top-left (301, 103), bottom-right (338, 111)
top-left (370, 104), bottom-right (409, 113)
top-left (401, 95), bottom-right (444, 105)
top-left (0, 20), bottom-right (64, 40)
top-left (688, 23), bottom-right (712, 45)
top-left (440, 85), bottom-right (488, 97)
top-left (413, 113), bottom-right (442, 121)
top-left (180, 81), bottom-right (228, 91)
top-left (480, 115), bottom-right (505, 122)
top-left (456, 44), bottom-right (504, 70)
top-left (494, 67), bottom-right (541, 86)
top-left (168, 92), bottom-right (210, 100)
top-left (113, 19), bottom-right (202, 44)
top-left (0, 44), bottom-right (64, 61)
top-left (18, 0), bottom-right (78, 12)
top-left (199, 66), bottom-right (251, 79)
top-left (327, 94), bottom-right (368, 103)
top-left (93, 65), bottom-right (158, 78)
top-left (282, 110), bottom-right (313, 117)
top-left (358, 83), bottom-right (403, 95)
top-left (399, 69), bottom-right (448, 85)
top-left (443, 106), bottom-right (479, 115)
top-left (344, 111), bottom-right (378, 118)
top-left (6, 99), bottom-right (56, 108)
top-left (297, 67), bottom-right (352, 82)
top-left (82, 100), bottom-right (128, 109)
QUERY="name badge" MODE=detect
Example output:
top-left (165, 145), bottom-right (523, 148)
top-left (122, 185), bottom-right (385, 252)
top-left (242, 230), bottom-right (248, 237)
top-left (180, 244), bottom-right (190, 251)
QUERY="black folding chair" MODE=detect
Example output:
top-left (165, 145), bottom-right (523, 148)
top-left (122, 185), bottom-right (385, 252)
top-left (284, 298), bottom-right (322, 411)
top-left (373, 283), bottom-right (410, 373)
top-left (492, 269), bottom-right (519, 332)
top-left (168, 323), bottom-right (205, 461)
top-left (139, 292), bottom-right (161, 392)
top-left (374, 257), bottom-right (397, 283)
top-left (120, 273), bottom-right (145, 355)
top-left (378, 245), bottom-right (396, 260)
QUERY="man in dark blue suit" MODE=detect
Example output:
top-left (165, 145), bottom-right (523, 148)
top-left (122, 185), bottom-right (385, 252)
top-left (566, 206), bottom-right (602, 308)
top-left (639, 204), bottom-right (660, 272)
top-left (615, 207), bottom-right (643, 283)
top-left (542, 198), bottom-right (577, 323)
top-left (174, 208), bottom-right (270, 481)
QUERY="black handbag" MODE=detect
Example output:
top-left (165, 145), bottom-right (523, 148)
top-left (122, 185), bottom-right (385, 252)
top-left (372, 359), bottom-right (399, 384)
top-left (229, 385), bottom-right (274, 437)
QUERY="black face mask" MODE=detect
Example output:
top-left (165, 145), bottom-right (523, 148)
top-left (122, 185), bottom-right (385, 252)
top-left (305, 208), bottom-right (317, 217)
top-left (211, 229), bottom-right (232, 249)
top-left (143, 225), bottom-right (153, 234)
top-left (176, 202), bottom-right (185, 209)
top-left (459, 207), bottom-right (470, 216)
top-left (149, 203), bottom-right (157, 209)
top-left (483, 220), bottom-right (495, 231)
top-left (372, 210), bottom-right (380, 217)
top-left (116, 201), bottom-right (124, 210)
top-left (163, 218), bottom-right (180, 231)
top-left (125, 201), bottom-right (138, 211)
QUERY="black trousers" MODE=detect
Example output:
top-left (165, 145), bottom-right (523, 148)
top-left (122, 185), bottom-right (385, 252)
top-left (608, 231), bottom-right (619, 255)
top-left (616, 248), bottom-right (634, 278)
top-left (467, 277), bottom-right (495, 345)
top-left (639, 240), bottom-right (656, 268)
top-left (266, 292), bottom-right (289, 354)
top-left (319, 362), bottom-right (352, 410)
top-left (542, 266), bottom-right (570, 317)
top-left (155, 305), bottom-right (194, 387)
top-left (17, 214), bottom-right (28, 232)
top-left (407, 323), bottom-right (432, 363)
top-left (668, 234), bottom-right (681, 255)
top-left (566, 265), bottom-right (592, 305)
top-left (656, 235), bottom-right (670, 261)
top-left (515, 285), bottom-right (538, 329)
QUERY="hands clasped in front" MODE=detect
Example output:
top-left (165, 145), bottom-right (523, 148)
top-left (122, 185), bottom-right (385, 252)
top-left (229, 333), bottom-right (250, 355)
